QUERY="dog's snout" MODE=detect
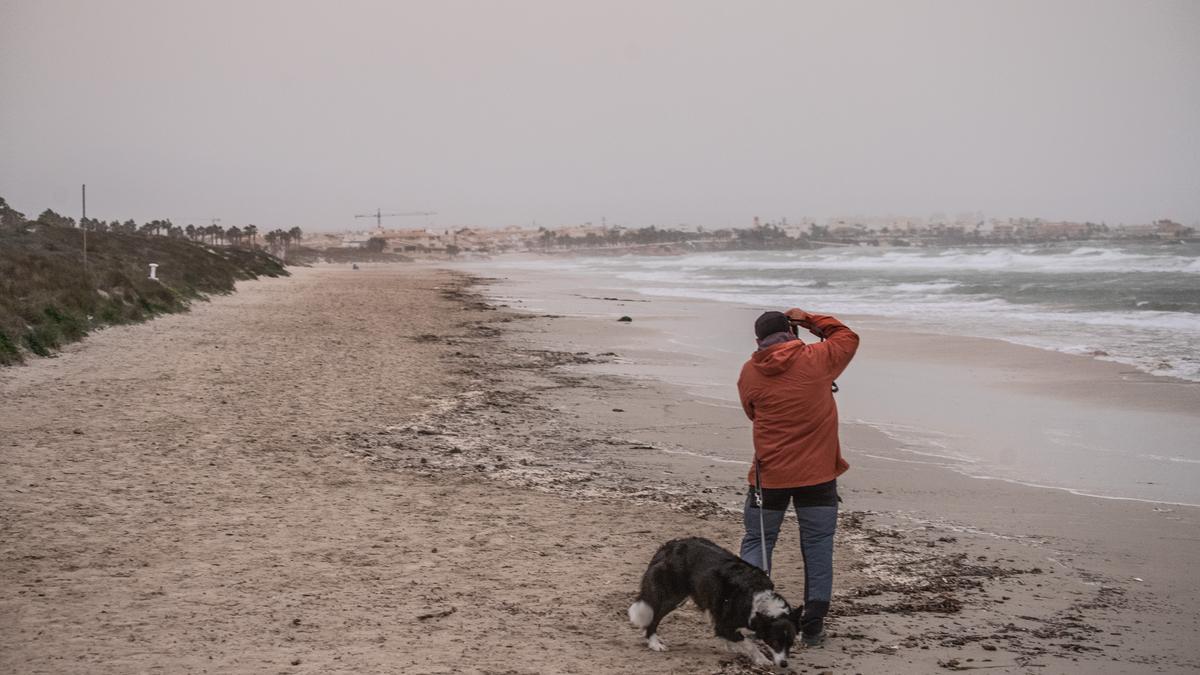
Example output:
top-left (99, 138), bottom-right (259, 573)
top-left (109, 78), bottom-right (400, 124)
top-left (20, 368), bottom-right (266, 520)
top-left (779, 659), bottom-right (788, 668)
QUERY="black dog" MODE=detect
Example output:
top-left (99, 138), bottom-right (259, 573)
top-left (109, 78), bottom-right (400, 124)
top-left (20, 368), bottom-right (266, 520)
top-left (628, 537), bottom-right (800, 667)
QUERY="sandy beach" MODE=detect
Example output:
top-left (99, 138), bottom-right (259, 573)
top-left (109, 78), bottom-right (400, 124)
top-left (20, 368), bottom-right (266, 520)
top-left (3, 264), bottom-right (1198, 674)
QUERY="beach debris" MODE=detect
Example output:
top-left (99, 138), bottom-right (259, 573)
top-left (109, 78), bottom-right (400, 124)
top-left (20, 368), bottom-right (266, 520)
top-left (416, 607), bottom-right (456, 621)
top-left (873, 644), bottom-right (900, 655)
top-left (336, 276), bottom-right (1136, 671)
top-left (713, 657), bottom-right (774, 674)
top-left (617, 315), bottom-right (632, 322)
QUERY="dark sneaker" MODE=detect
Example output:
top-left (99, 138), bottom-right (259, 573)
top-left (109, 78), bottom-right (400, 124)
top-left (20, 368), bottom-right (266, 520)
top-left (801, 617), bottom-right (826, 647)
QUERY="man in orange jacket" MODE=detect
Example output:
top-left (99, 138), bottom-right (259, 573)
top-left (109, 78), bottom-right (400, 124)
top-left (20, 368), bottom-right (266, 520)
top-left (737, 307), bottom-right (859, 646)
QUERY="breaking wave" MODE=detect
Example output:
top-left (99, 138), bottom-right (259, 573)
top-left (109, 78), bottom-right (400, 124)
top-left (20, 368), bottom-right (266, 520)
top-left (539, 242), bottom-right (1200, 382)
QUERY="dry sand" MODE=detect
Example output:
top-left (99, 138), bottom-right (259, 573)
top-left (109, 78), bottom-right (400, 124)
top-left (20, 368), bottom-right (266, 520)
top-left (2, 265), bottom-right (1197, 674)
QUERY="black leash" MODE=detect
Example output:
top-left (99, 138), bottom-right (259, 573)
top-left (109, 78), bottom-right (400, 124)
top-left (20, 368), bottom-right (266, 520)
top-left (754, 456), bottom-right (769, 577)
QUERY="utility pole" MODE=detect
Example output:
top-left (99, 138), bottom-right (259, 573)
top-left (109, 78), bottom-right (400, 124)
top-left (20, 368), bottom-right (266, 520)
top-left (81, 184), bottom-right (87, 271)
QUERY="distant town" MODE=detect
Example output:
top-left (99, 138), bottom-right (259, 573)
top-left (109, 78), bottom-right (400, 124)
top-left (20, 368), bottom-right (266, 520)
top-left (4, 196), bottom-right (1195, 261)
top-left (306, 215), bottom-right (1196, 258)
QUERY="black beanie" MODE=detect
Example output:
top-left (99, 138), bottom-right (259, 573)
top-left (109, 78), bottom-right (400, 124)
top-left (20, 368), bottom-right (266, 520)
top-left (754, 311), bottom-right (791, 340)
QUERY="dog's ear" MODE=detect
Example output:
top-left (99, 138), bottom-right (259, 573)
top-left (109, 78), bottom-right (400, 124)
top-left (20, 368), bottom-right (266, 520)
top-left (788, 605), bottom-right (803, 629)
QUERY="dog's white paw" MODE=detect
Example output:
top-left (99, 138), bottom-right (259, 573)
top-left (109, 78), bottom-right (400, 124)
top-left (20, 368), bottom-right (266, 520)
top-left (647, 635), bottom-right (668, 652)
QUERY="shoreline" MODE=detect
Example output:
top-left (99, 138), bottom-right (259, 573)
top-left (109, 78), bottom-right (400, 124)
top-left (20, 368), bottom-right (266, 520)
top-left (453, 261), bottom-right (1200, 670)
top-left (458, 258), bottom-right (1200, 507)
top-left (3, 264), bottom-right (1197, 673)
top-left (464, 244), bottom-right (1200, 387)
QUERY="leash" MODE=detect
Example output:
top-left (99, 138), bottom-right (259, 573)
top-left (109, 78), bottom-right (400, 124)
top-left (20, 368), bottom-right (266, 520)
top-left (754, 457), bottom-right (770, 577)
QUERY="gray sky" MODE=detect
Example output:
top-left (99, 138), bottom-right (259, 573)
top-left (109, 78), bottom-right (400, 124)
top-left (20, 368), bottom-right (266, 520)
top-left (2, 0), bottom-right (1197, 231)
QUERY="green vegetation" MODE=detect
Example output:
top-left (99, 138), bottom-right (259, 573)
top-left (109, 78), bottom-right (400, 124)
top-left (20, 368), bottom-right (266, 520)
top-left (536, 223), bottom-right (814, 252)
top-left (0, 196), bottom-right (288, 366)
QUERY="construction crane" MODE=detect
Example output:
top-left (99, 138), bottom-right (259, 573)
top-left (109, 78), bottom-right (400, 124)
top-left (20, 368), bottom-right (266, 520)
top-left (179, 216), bottom-right (221, 228)
top-left (354, 209), bottom-right (436, 229)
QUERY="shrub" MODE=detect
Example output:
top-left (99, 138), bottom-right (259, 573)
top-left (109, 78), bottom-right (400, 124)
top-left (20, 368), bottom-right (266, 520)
top-left (0, 331), bottom-right (19, 365)
top-left (0, 219), bottom-right (290, 364)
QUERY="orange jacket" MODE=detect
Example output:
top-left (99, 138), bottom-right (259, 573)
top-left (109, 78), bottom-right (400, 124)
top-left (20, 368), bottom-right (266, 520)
top-left (738, 314), bottom-right (859, 489)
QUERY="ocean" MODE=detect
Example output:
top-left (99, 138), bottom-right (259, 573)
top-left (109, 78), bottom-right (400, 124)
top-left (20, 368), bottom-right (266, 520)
top-left (530, 241), bottom-right (1200, 383)
top-left (472, 241), bottom-right (1200, 505)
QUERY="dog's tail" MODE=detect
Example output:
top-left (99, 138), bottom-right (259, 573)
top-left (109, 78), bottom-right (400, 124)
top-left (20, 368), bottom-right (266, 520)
top-left (628, 599), bottom-right (653, 628)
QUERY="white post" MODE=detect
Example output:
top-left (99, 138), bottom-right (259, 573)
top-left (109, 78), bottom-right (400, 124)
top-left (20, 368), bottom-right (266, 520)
top-left (148, 263), bottom-right (159, 280)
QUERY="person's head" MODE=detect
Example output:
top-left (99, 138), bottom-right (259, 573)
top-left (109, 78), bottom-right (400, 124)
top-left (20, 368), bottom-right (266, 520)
top-left (754, 311), bottom-right (791, 340)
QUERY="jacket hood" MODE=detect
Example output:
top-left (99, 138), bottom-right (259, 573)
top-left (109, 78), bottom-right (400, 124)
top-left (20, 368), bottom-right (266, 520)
top-left (750, 340), bottom-right (804, 376)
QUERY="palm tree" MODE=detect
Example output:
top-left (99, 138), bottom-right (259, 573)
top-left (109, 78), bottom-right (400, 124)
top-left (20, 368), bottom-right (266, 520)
top-left (226, 226), bottom-right (243, 247)
top-left (244, 224), bottom-right (258, 248)
top-left (263, 229), bottom-right (288, 256)
top-left (288, 226), bottom-right (303, 250)
top-left (277, 230), bottom-right (291, 259)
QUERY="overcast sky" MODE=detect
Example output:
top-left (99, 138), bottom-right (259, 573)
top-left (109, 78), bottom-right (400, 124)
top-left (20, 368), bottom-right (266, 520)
top-left (1, 1), bottom-right (1197, 231)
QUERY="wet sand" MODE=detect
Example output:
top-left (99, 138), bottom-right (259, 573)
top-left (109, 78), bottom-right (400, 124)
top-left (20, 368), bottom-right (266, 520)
top-left (2, 264), bottom-right (1198, 673)
top-left (462, 261), bottom-right (1200, 672)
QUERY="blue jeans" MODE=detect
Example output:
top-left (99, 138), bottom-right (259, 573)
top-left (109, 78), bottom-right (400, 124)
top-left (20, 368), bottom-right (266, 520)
top-left (740, 492), bottom-right (837, 617)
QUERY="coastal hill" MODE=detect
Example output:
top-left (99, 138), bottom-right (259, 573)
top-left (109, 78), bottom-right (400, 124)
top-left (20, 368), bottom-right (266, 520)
top-left (0, 197), bottom-right (287, 366)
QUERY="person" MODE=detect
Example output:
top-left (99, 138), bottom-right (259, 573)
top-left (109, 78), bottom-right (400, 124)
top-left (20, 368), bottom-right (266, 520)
top-left (737, 307), bottom-right (859, 647)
